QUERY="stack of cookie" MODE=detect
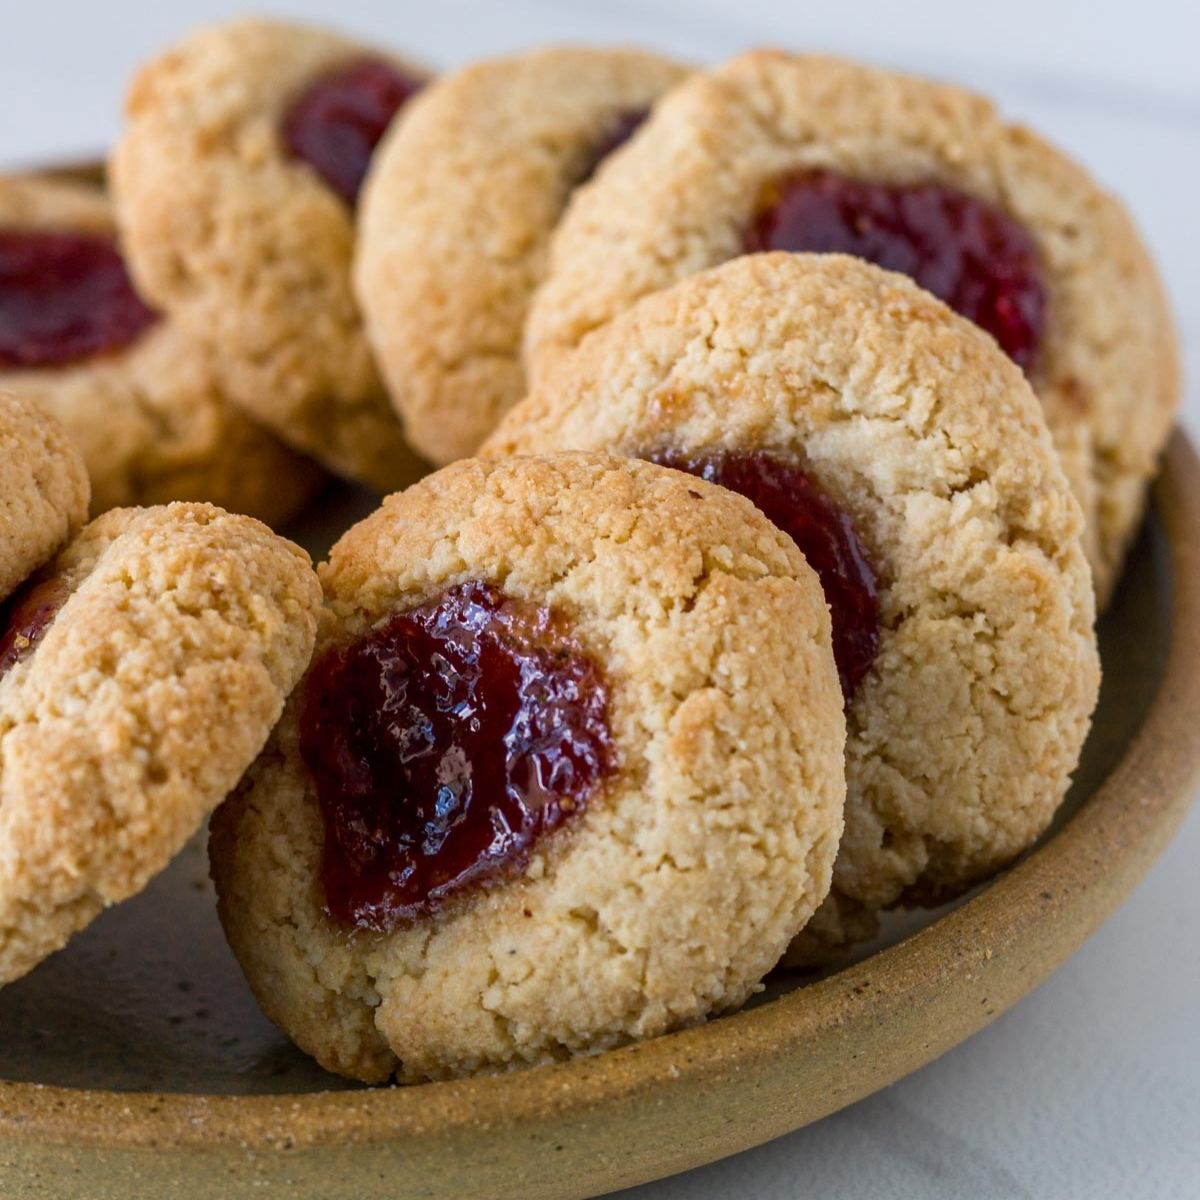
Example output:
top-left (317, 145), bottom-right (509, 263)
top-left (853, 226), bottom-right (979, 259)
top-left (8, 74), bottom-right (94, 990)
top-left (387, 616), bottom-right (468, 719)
top-left (0, 392), bottom-right (320, 986)
top-left (0, 17), bottom-right (1179, 1087)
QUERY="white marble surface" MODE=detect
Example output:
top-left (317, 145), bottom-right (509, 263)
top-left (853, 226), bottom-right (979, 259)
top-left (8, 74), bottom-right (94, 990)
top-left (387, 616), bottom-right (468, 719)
top-left (3, 3), bottom-right (1197, 1196)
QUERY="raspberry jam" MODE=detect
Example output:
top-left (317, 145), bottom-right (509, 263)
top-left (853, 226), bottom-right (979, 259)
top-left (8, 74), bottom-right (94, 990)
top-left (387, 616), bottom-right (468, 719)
top-left (575, 108), bottom-right (649, 186)
top-left (0, 575), bottom-right (69, 681)
top-left (744, 170), bottom-right (1046, 372)
top-left (300, 581), bottom-right (614, 929)
top-left (0, 231), bottom-right (158, 368)
top-left (649, 449), bottom-right (879, 700)
top-left (282, 58), bottom-right (422, 206)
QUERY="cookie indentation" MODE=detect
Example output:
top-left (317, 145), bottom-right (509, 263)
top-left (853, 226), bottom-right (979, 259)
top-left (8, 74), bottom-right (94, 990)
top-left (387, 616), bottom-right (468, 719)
top-left (0, 231), bottom-right (158, 368)
top-left (647, 448), bottom-right (879, 700)
top-left (300, 580), bottom-right (614, 930)
top-left (0, 574), bottom-right (69, 681)
top-left (744, 170), bottom-right (1045, 372)
top-left (575, 108), bottom-right (649, 186)
top-left (282, 57), bottom-right (423, 205)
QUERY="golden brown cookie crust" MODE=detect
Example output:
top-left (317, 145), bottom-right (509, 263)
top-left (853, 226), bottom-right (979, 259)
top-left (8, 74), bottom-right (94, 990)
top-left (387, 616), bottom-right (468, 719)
top-left (355, 47), bottom-right (688, 465)
top-left (0, 391), bottom-right (89, 600)
top-left (0, 502), bottom-right (321, 986)
top-left (110, 18), bottom-right (429, 492)
top-left (211, 452), bottom-right (846, 1082)
top-left (491, 254), bottom-right (1100, 954)
top-left (0, 176), bottom-right (326, 523)
top-left (525, 51), bottom-right (1179, 605)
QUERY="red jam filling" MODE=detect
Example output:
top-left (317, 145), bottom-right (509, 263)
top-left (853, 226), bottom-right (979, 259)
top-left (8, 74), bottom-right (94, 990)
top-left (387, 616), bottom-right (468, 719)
top-left (575, 108), bottom-right (649, 186)
top-left (648, 449), bottom-right (879, 701)
top-left (743, 170), bottom-right (1046, 372)
top-left (299, 580), bottom-right (614, 930)
top-left (281, 57), bottom-right (423, 206)
top-left (0, 231), bottom-right (158, 368)
top-left (0, 575), bottom-right (70, 680)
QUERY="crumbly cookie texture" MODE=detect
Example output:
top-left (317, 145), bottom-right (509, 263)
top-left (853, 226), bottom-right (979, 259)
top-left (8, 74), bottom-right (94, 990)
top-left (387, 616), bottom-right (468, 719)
top-left (524, 51), bottom-right (1179, 606)
top-left (210, 452), bottom-right (846, 1082)
top-left (0, 503), bottom-right (321, 985)
top-left (490, 254), bottom-right (1100, 956)
top-left (110, 18), bottom-right (428, 492)
top-left (355, 46), bottom-right (688, 465)
top-left (0, 176), bottom-right (325, 523)
top-left (0, 391), bottom-right (90, 600)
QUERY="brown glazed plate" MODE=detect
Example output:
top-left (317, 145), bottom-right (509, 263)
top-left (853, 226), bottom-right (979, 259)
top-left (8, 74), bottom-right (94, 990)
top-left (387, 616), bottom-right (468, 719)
top-left (0, 320), bottom-right (1197, 1192)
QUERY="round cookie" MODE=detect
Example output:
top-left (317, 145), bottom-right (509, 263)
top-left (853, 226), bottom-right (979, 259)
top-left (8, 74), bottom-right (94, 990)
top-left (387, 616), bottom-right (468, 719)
top-left (110, 18), bottom-right (430, 492)
top-left (0, 175), bottom-right (325, 523)
top-left (355, 47), bottom-right (688, 464)
top-left (0, 391), bottom-right (89, 600)
top-left (209, 452), bottom-right (846, 1082)
top-left (489, 254), bottom-right (1100, 956)
top-left (0, 502), bottom-right (321, 986)
top-left (524, 51), bottom-right (1179, 607)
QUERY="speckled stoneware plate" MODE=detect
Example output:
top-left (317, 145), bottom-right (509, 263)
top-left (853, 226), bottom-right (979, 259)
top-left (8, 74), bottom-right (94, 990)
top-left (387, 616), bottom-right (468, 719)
top-left (1, 333), bottom-right (1197, 1195)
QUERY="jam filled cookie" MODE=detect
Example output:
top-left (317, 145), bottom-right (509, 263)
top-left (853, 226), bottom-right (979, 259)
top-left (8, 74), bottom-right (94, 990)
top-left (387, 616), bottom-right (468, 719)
top-left (210, 452), bottom-right (846, 1082)
top-left (0, 176), bottom-right (324, 523)
top-left (355, 47), bottom-right (688, 464)
top-left (488, 254), bottom-right (1100, 956)
top-left (0, 391), bottom-right (89, 600)
top-left (525, 52), bottom-right (1179, 606)
top-left (0, 503), bottom-right (321, 985)
top-left (111, 18), bottom-right (429, 492)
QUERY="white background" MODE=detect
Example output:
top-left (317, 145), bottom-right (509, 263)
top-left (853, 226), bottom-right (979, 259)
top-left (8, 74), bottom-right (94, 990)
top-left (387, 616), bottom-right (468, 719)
top-left (3, 2), bottom-right (1198, 1197)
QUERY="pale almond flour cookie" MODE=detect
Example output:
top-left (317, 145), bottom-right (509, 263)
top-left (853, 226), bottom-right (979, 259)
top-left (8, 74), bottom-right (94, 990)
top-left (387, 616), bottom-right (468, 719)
top-left (0, 176), bottom-right (325, 523)
top-left (489, 254), bottom-right (1100, 957)
top-left (0, 391), bottom-right (89, 600)
top-left (525, 52), bottom-right (1179, 606)
top-left (111, 18), bottom-right (430, 492)
top-left (0, 503), bottom-right (321, 985)
top-left (355, 47), bottom-right (688, 464)
top-left (210, 452), bottom-right (846, 1082)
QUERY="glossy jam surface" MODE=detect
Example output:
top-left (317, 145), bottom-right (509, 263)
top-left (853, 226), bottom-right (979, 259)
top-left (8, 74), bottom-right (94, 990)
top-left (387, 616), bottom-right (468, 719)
top-left (744, 170), bottom-right (1046, 371)
top-left (574, 107), bottom-right (649, 186)
top-left (0, 575), bottom-right (70, 680)
top-left (0, 231), bottom-right (158, 368)
top-left (649, 449), bottom-right (879, 701)
top-left (281, 57), bottom-right (423, 205)
top-left (300, 581), bottom-right (614, 929)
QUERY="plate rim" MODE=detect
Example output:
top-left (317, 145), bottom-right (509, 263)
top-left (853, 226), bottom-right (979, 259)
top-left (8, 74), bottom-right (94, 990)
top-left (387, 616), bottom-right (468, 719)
top-left (2, 432), bottom-right (1198, 1197)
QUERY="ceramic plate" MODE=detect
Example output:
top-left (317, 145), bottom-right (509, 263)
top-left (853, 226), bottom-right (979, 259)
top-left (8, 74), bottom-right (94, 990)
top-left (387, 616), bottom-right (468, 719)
top-left (0, 415), bottom-right (1197, 1194)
